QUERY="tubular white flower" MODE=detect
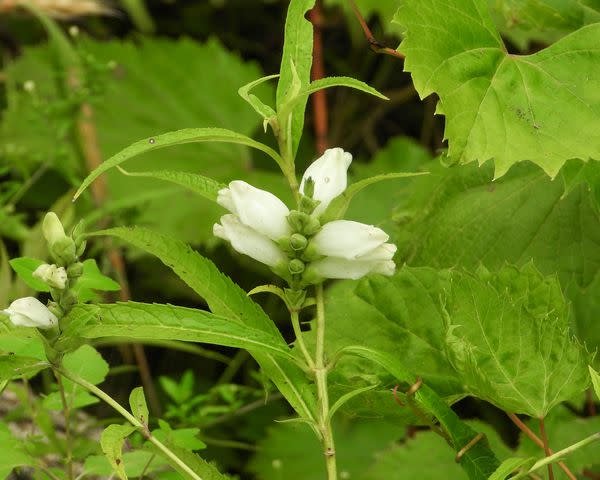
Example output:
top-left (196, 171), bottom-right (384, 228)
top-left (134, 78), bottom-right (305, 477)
top-left (2, 297), bottom-right (58, 329)
top-left (217, 181), bottom-right (291, 240)
top-left (311, 220), bottom-right (390, 259)
top-left (213, 214), bottom-right (287, 268)
top-left (300, 148), bottom-right (352, 216)
top-left (33, 263), bottom-right (68, 289)
top-left (309, 257), bottom-right (396, 280)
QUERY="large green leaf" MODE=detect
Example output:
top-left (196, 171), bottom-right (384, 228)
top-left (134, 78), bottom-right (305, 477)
top-left (73, 302), bottom-right (296, 361)
top-left (0, 355), bottom-right (48, 382)
top-left (2, 37), bottom-right (274, 243)
top-left (397, 162), bottom-right (600, 291)
top-left (489, 0), bottom-right (600, 50)
top-left (276, 0), bottom-right (316, 156)
top-left (363, 431), bottom-right (468, 480)
top-left (92, 227), bottom-right (317, 422)
top-left (445, 264), bottom-right (591, 417)
top-left (321, 268), bottom-right (463, 398)
top-left (395, 0), bottom-right (600, 178)
top-left (248, 418), bottom-right (406, 480)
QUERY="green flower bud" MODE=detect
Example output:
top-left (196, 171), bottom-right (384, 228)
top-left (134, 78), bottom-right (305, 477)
top-left (75, 239), bottom-right (87, 257)
top-left (288, 258), bottom-right (305, 275)
top-left (287, 211), bottom-right (321, 236)
top-left (67, 262), bottom-right (84, 279)
top-left (52, 237), bottom-right (77, 266)
top-left (289, 233), bottom-right (308, 252)
top-left (299, 195), bottom-right (320, 215)
top-left (42, 212), bottom-right (67, 247)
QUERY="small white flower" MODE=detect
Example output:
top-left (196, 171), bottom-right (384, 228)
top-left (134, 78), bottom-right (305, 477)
top-left (2, 297), bottom-right (58, 329)
top-left (311, 220), bottom-right (392, 259)
top-left (217, 181), bottom-right (291, 241)
top-left (300, 148), bottom-right (352, 216)
top-left (213, 214), bottom-right (287, 268)
top-left (33, 263), bottom-right (68, 290)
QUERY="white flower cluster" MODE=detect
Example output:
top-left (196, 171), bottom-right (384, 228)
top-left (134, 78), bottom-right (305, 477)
top-left (213, 148), bottom-right (396, 282)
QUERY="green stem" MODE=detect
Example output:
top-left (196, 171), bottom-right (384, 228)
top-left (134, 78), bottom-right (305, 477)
top-left (53, 371), bottom-right (73, 480)
top-left (291, 310), bottom-right (315, 369)
top-left (315, 283), bottom-right (337, 480)
top-left (521, 432), bottom-right (600, 479)
top-left (57, 369), bottom-right (204, 480)
top-left (275, 116), bottom-right (299, 201)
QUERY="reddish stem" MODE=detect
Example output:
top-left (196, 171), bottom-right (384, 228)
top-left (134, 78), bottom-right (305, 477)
top-left (348, 0), bottom-right (404, 59)
top-left (507, 413), bottom-right (576, 480)
top-left (539, 417), bottom-right (555, 480)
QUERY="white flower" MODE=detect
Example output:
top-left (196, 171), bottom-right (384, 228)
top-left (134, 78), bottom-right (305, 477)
top-left (217, 181), bottom-right (291, 241)
top-left (33, 264), bottom-right (68, 290)
top-left (2, 297), bottom-right (58, 329)
top-left (311, 220), bottom-right (393, 259)
top-left (213, 214), bottom-right (287, 268)
top-left (300, 148), bottom-right (352, 216)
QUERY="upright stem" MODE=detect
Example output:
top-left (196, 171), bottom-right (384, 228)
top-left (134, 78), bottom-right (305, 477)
top-left (315, 283), bottom-right (337, 480)
top-left (54, 371), bottom-right (73, 480)
top-left (539, 417), bottom-right (555, 480)
top-left (58, 369), bottom-right (203, 480)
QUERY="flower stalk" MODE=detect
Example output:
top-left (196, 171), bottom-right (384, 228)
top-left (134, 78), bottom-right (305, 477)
top-left (314, 283), bottom-right (337, 480)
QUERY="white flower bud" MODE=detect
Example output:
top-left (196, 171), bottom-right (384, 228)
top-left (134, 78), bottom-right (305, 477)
top-left (42, 212), bottom-right (67, 247)
top-left (311, 220), bottom-right (390, 259)
top-left (33, 264), bottom-right (68, 290)
top-left (300, 148), bottom-right (352, 216)
top-left (217, 181), bottom-right (291, 241)
top-left (308, 257), bottom-right (396, 280)
top-left (214, 214), bottom-right (287, 268)
top-left (2, 297), bottom-right (58, 329)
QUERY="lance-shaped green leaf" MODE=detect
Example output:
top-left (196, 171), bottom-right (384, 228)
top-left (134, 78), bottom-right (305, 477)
top-left (238, 74), bottom-right (279, 121)
top-left (395, 0), bottom-right (600, 178)
top-left (101, 424), bottom-right (137, 480)
top-left (129, 387), bottom-right (149, 426)
top-left (487, 457), bottom-right (536, 480)
top-left (73, 302), bottom-right (296, 361)
top-left (278, 76), bottom-right (388, 119)
top-left (320, 171), bottom-right (428, 222)
top-left (91, 227), bottom-right (317, 422)
top-left (116, 168), bottom-right (226, 202)
top-left (74, 128), bottom-right (284, 201)
top-left (445, 264), bottom-right (591, 417)
top-left (276, 0), bottom-right (316, 156)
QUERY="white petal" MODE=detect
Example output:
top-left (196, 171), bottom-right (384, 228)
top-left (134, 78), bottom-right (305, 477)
top-left (357, 243), bottom-right (397, 261)
top-left (309, 257), bottom-right (395, 280)
top-left (300, 148), bottom-right (352, 216)
top-left (214, 215), bottom-right (287, 267)
top-left (216, 188), bottom-right (237, 214)
top-left (311, 220), bottom-right (389, 259)
top-left (224, 181), bottom-right (291, 240)
top-left (3, 297), bottom-right (58, 329)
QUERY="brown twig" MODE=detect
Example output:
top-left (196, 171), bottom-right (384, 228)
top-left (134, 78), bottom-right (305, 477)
top-left (508, 413), bottom-right (576, 480)
top-left (348, 0), bottom-right (404, 59)
top-left (586, 388), bottom-right (597, 416)
top-left (539, 417), bottom-right (555, 480)
top-left (309, 0), bottom-right (328, 155)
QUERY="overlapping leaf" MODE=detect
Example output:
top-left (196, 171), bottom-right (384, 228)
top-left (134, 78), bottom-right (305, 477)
top-left (395, 0), bottom-right (600, 178)
top-left (445, 264), bottom-right (591, 417)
